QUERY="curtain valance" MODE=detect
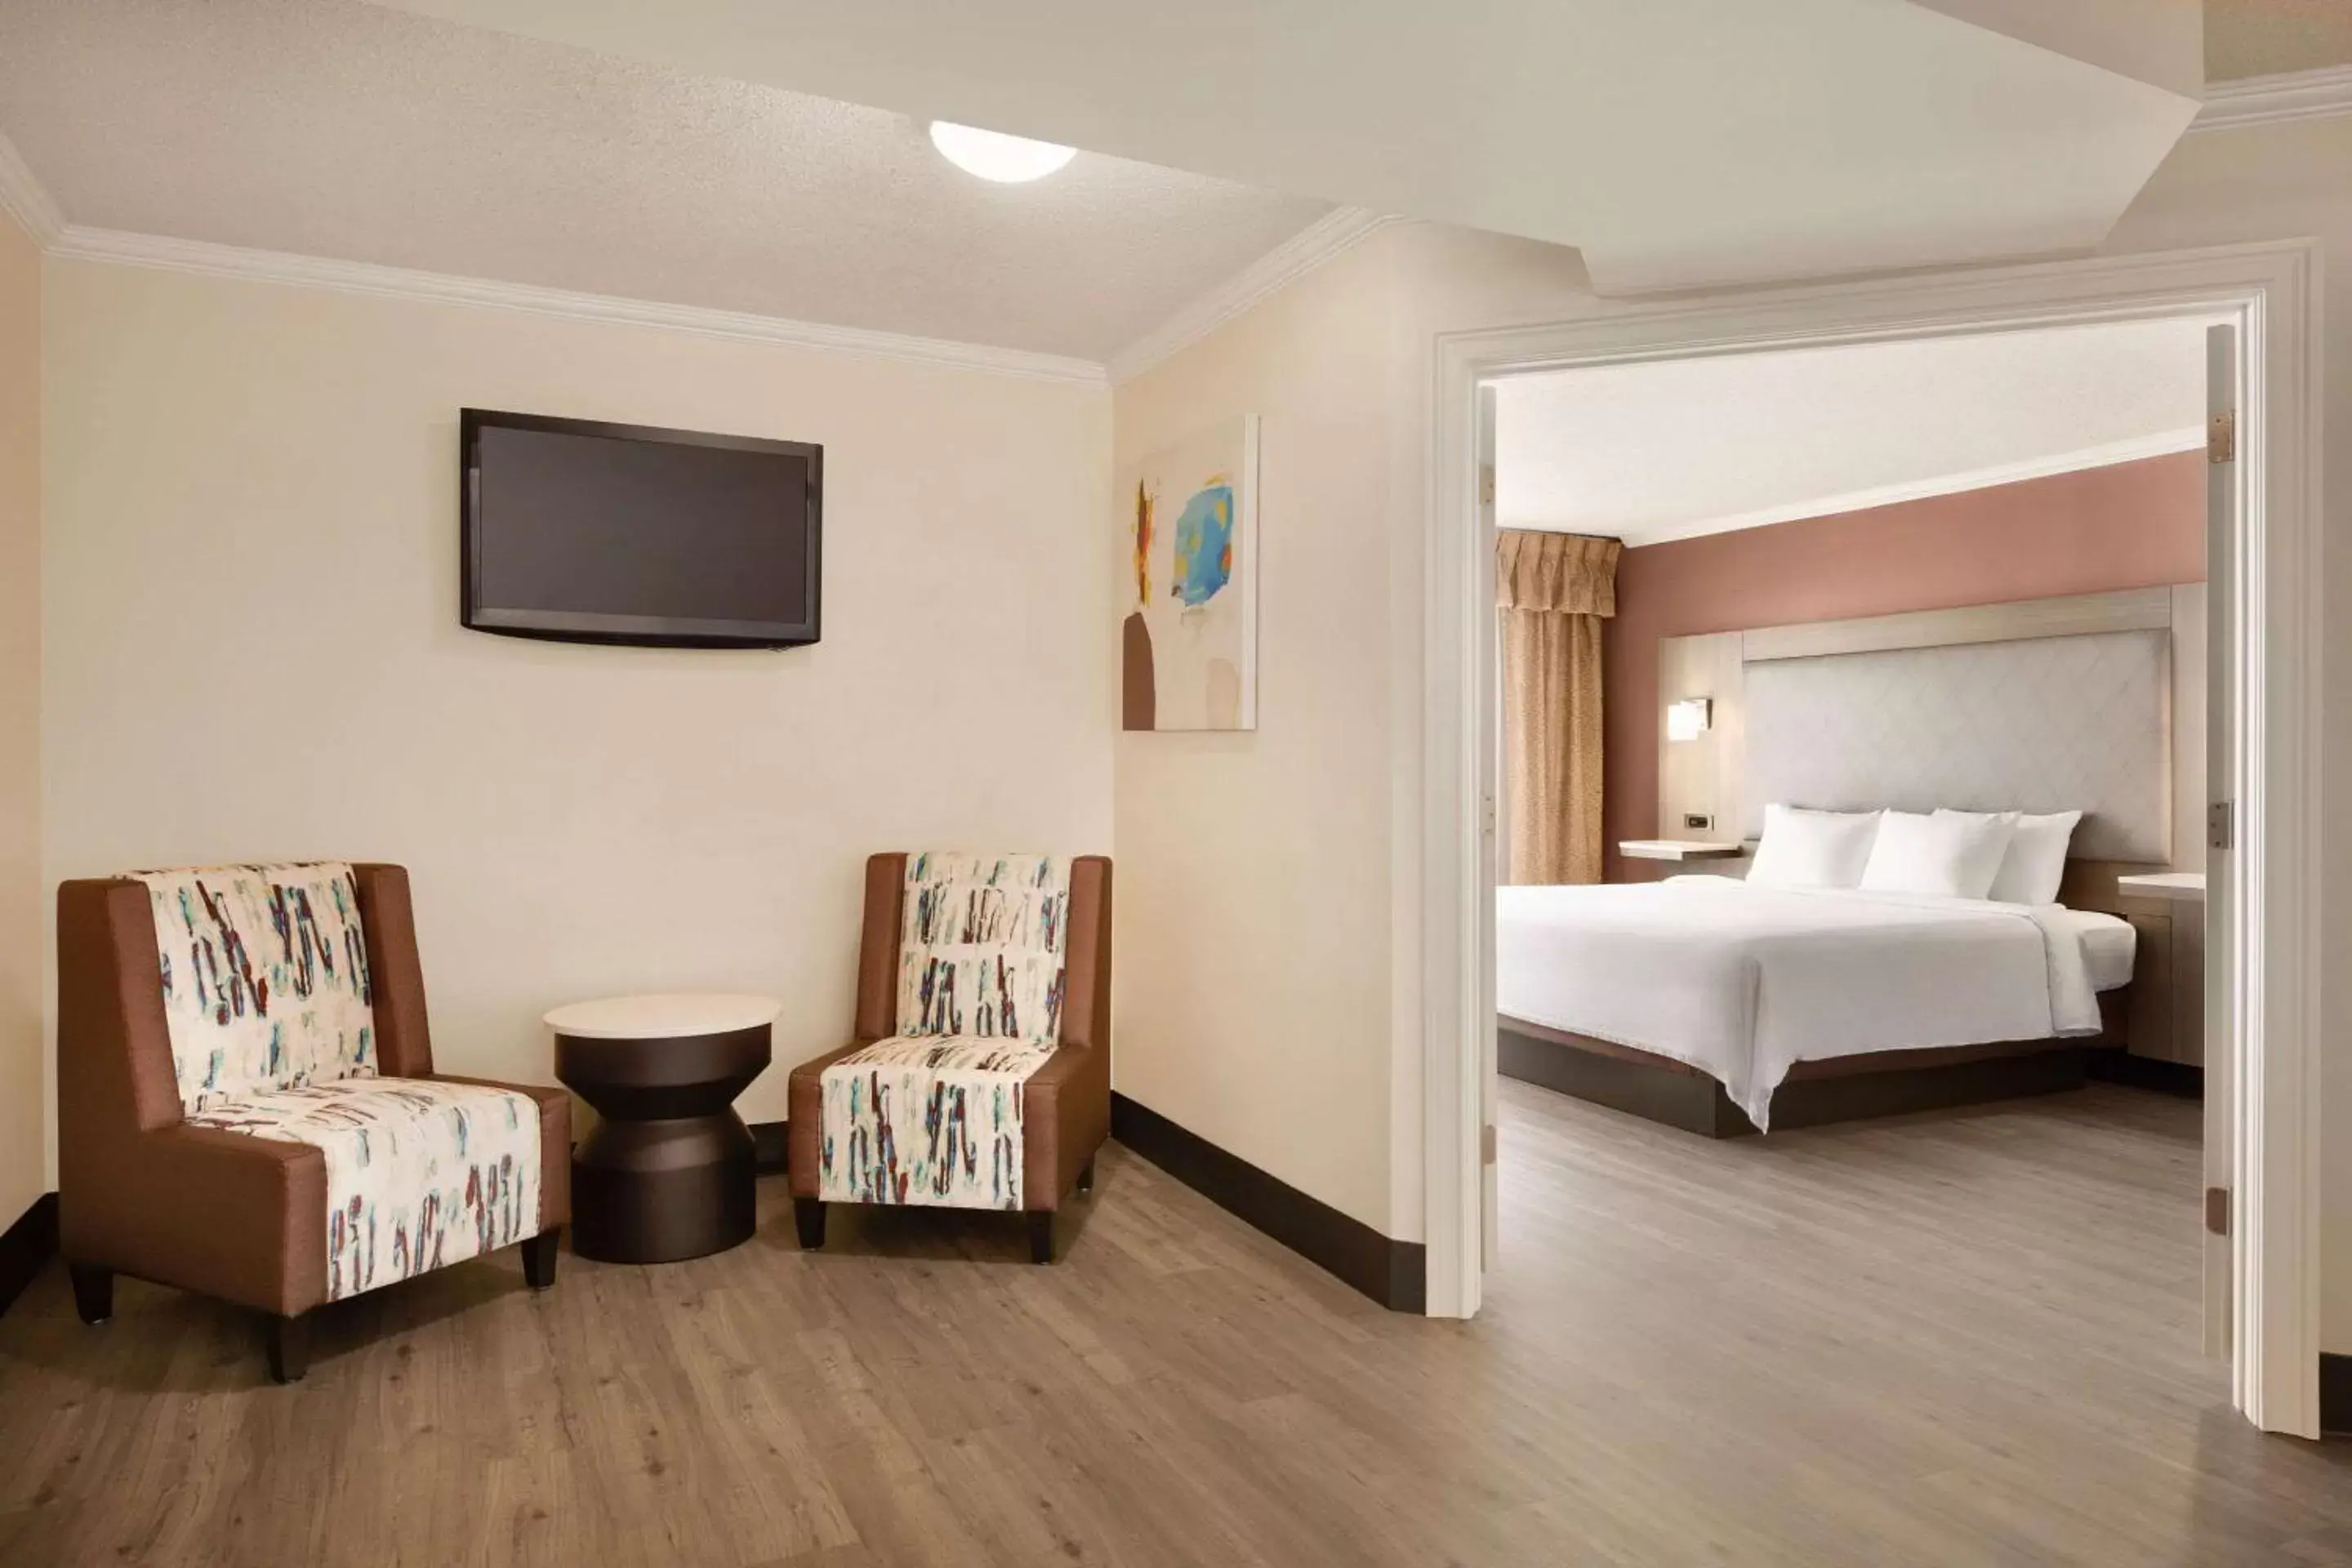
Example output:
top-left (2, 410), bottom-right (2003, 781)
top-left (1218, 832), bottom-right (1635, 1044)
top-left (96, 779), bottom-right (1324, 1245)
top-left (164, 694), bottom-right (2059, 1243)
top-left (1497, 530), bottom-right (1620, 617)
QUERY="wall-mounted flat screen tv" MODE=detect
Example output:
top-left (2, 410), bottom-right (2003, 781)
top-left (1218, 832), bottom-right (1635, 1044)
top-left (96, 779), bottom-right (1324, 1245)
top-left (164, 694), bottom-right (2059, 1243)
top-left (461, 408), bottom-right (822, 649)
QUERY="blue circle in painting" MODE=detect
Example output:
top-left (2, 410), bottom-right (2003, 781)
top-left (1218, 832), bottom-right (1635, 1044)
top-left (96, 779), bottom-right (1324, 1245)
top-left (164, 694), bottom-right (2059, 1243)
top-left (1171, 483), bottom-right (1235, 608)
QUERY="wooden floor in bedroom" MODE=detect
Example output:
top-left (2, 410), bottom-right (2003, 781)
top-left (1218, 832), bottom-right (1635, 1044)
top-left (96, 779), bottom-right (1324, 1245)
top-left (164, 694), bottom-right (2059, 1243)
top-left (2, 1080), bottom-right (2347, 1566)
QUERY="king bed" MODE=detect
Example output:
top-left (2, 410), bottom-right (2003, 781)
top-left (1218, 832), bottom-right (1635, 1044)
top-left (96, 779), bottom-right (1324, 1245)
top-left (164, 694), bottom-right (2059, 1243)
top-left (1498, 874), bottom-right (2136, 1136)
top-left (1500, 586), bottom-right (2204, 1137)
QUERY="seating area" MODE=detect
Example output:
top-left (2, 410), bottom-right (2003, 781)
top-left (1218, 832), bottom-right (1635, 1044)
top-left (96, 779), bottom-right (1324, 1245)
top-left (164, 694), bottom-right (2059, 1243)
top-left (50, 852), bottom-right (1110, 1380)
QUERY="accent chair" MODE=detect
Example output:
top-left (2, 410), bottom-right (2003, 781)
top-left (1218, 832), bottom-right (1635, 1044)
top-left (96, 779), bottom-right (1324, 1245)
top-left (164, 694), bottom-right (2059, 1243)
top-left (788, 852), bottom-right (1111, 1263)
top-left (56, 862), bottom-right (570, 1382)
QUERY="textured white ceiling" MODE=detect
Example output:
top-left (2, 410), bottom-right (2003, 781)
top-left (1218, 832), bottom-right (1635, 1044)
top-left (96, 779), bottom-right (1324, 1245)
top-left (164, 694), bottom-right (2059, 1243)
top-left (2207, 0), bottom-right (2352, 80)
top-left (370, 0), bottom-right (2202, 294)
top-left (0, 0), bottom-right (1332, 359)
top-left (1495, 318), bottom-right (2214, 547)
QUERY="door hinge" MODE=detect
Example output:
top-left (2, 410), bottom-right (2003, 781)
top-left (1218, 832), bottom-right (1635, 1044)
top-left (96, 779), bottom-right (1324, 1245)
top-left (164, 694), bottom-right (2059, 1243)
top-left (2208, 800), bottom-right (2234, 852)
top-left (1480, 464), bottom-right (1497, 506)
top-left (1481, 792), bottom-right (1497, 839)
top-left (2208, 410), bottom-right (2237, 466)
top-left (2205, 1187), bottom-right (2230, 1237)
top-left (1482, 1124), bottom-right (1498, 1165)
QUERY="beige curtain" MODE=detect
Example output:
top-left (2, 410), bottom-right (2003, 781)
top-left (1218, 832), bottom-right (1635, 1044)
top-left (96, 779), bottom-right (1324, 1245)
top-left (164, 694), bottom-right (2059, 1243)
top-left (1499, 530), bottom-right (1621, 885)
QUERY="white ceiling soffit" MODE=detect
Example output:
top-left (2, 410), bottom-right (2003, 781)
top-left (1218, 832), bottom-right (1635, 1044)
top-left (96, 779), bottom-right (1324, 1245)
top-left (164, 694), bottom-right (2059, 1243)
top-left (368, 0), bottom-right (2203, 295)
top-left (0, 0), bottom-right (1330, 364)
top-left (1494, 316), bottom-right (2212, 548)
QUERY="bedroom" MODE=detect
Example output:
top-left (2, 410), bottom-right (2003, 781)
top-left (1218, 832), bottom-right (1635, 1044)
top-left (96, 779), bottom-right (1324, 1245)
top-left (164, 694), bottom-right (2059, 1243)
top-left (1485, 316), bottom-right (2230, 1380)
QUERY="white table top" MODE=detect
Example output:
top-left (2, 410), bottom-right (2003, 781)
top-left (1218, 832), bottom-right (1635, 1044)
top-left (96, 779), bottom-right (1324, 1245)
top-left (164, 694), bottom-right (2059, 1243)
top-left (1619, 839), bottom-right (1747, 861)
top-left (2116, 871), bottom-right (2207, 902)
top-left (543, 992), bottom-right (782, 1040)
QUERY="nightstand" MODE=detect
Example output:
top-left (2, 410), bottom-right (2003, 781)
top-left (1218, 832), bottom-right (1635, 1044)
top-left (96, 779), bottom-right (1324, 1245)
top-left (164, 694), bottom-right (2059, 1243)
top-left (1619, 840), bottom-right (1746, 862)
top-left (2116, 871), bottom-right (2205, 902)
top-left (2113, 874), bottom-right (2205, 1075)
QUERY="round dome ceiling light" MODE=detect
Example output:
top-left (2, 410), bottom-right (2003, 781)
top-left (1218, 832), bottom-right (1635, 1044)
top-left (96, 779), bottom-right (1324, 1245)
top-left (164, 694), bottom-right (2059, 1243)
top-left (929, 121), bottom-right (1077, 183)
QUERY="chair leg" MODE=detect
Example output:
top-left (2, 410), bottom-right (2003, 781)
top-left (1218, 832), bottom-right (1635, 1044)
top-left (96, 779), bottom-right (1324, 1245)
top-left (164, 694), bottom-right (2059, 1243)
top-left (67, 1264), bottom-right (113, 1326)
top-left (521, 1228), bottom-right (560, 1290)
top-left (265, 1313), bottom-right (311, 1385)
top-left (794, 1198), bottom-right (826, 1250)
top-left (1076, 1156), bottom-right (1096, 1195)
top-left (1027, 1210), bottom-right (1055, 1265)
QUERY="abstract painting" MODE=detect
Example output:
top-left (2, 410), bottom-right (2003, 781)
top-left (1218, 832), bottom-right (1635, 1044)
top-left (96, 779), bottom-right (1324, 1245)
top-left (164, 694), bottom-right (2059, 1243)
top-left (1120, 414), bottom-right (1259, 731)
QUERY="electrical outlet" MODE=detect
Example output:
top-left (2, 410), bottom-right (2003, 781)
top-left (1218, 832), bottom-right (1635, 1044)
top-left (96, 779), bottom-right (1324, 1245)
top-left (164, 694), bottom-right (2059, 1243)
top-left (1683, 813), bottom-right (1714, 831)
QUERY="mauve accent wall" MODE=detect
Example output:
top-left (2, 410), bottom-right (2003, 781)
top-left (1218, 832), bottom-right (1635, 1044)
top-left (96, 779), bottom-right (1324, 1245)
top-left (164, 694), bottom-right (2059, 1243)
top-left (1602, 452), bottom-right (2207, 880)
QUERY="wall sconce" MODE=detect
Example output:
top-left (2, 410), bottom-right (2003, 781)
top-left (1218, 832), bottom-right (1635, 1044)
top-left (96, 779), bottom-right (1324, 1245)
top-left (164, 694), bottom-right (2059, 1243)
top-left (1665, 697), bottom-right (1713, 742)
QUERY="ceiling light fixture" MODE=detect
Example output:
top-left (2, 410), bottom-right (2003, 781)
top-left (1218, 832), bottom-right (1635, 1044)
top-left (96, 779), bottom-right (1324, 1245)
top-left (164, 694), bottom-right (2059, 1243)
top-left (929, 121), bottom-right (1076, 184)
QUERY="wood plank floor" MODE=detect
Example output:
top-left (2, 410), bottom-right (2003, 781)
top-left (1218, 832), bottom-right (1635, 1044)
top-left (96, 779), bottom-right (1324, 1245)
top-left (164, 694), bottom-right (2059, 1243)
top-left (2, 1081), bottom-right (2346, 1566)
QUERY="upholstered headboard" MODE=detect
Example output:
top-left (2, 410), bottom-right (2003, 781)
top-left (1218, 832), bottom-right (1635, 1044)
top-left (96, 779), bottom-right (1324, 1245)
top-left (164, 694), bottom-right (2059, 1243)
top-left (1658, 586), bottom-right (2206, 872)
top-left (1740, 629), bottom-right (2169, 860)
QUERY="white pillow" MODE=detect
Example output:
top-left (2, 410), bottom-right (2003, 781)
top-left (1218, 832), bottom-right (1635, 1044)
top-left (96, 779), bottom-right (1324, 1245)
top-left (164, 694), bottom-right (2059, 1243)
top-left (1746, 804), bottom-right (1882, 889)
top-left (1986, 809), bottom-right (2082, 906)
top-left (1860, 809), bottom-right (2017, 899)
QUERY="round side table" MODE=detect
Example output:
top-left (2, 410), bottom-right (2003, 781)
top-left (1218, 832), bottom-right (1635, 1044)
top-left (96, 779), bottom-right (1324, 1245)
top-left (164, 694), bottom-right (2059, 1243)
top-left (548, 993), bottom-right (778, 1264)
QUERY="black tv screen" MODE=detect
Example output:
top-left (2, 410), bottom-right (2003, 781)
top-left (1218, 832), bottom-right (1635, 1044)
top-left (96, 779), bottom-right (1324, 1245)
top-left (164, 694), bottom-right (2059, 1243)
top-left (461, 409), bottom-right (822, 648)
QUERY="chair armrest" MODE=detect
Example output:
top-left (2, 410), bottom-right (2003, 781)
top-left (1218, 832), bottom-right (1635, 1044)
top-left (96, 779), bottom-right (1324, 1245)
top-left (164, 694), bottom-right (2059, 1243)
top-left (63, 1125), bottom-right (327, 1317)
top-left (786, 1043), bottom-right (871, 1198)
top-left (1021, 1043), bottom-right (1108, 1214)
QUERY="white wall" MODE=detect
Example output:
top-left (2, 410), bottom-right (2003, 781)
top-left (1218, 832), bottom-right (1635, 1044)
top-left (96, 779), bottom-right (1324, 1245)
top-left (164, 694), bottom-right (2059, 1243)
top-left (1115, 114), bottom-right (2352, 1353)
top-left (0, 210), bottom-right (40, 1229)
top-left (41, 260), bottom-right (1112, 1130)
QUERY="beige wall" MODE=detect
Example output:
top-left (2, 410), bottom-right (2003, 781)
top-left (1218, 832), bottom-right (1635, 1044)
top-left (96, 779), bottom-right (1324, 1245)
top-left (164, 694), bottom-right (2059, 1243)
top-left (1115, 115), bottom-right (2352, 1350)
top-left (2103, 114), bottom-right (2352, 1354)
top-left (0, 212), bottom-right (39, 1228)
top-left (1111, 226), bottom-right (1589, 1237)
top-left (41, 260), bottom-right (1112, 1131)
top-left (1111, 238), bottom-right (1403, 1234)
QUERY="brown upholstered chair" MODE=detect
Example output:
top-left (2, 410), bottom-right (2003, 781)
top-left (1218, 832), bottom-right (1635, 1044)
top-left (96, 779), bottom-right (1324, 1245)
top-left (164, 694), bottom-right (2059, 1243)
top-left (56, 862), bottom-right (570, 1383)
top-left (788, 852), bottom-right (1110, 1263)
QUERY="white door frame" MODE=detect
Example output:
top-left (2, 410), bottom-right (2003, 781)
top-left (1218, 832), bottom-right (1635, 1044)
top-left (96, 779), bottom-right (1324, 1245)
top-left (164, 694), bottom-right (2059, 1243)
top-left (1421, 239), bottom-right (2323, 1437)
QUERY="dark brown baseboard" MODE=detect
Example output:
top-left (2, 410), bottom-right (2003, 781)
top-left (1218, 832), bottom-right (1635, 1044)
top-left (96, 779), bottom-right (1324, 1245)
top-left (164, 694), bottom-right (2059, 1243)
top-left (2085, 1051), bottom-right (2204, 1098)
top-left (2323, 1354), bottom-right (2352, 1437)
top-left (1109, 1092), bottom-right (1425, 1313)
top-left (750, 1120), bottom-right (787, 1175)
top-left (1499, 1026), bottom-right (2091, 1138)
top-left (0, 1192), bottom-right (59, 1320)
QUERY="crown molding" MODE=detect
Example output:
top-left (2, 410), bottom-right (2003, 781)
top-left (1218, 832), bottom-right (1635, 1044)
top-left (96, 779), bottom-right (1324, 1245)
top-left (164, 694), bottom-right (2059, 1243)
top-left (2193, 64), bottom-right (2352, 132)
top-left (1583, 425), bottom-right (2208, 548)
top-left (46, 225), bottom-right (1110, 385)
top-left (1108, 207), bottom-right (1403, 383)
top-left (0, 132), bottom-right (65, 248)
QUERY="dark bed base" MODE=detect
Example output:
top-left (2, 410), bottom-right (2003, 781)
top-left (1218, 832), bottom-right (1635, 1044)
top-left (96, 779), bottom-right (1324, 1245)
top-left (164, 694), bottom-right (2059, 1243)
top-left (1498, 1023), bottom-right (2100, 1138)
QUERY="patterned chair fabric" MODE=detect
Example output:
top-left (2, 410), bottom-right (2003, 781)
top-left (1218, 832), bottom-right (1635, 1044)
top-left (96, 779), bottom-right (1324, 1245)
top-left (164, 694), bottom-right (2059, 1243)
top-left (897, 851), bottom-right (1071, 1042)
top-left (820, 853), bottom-right (1071, 1210)
top-left (136, 862), bottom-right (377, 1113)
top-left (186, 1079), bottom-right (543, 1302)
top-left (134, 862), bottom-right (541, 1302)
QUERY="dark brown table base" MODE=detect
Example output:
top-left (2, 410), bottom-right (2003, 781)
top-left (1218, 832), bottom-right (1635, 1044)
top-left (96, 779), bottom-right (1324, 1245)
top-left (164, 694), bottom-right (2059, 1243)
top-left (555, 1021), bottom-right (773, 1263)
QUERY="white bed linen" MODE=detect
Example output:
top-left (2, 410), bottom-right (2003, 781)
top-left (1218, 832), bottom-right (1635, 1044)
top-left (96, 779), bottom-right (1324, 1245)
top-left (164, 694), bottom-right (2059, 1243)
top-left (2047, 908), bottom-right (2137, 994)
top-left (1496, 877), bottom-right (2109, 1130)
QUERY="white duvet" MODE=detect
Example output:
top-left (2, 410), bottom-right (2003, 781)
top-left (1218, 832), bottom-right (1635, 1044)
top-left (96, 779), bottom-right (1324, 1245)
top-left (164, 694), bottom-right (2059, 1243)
top-left (1495, 876), bottom-right (2108, 1130)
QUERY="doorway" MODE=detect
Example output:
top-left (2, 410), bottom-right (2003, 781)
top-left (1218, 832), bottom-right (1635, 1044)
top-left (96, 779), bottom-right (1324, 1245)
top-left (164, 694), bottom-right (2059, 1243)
top-left (1419, 243), bottom-right (2323, 1437)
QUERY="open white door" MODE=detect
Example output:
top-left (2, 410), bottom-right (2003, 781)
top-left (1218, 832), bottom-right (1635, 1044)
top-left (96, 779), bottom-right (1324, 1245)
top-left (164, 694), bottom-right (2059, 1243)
top-left (2203, 322), bottom-right (2238, 1363)
top-left (1478, 382), bottom-right (1501, 1275)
